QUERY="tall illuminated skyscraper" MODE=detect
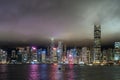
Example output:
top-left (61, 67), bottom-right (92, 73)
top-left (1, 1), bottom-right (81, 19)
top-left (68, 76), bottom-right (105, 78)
top-left (50, 37), bottom-right (55, 56)
top-left (114, 42), bottom-right (120, 61)
top-left (94, 24), bottom-right (101, 62)
top-left (50, 37), bottom-right (56, 62)
top-left (57, 41), bottom-right (63, 63)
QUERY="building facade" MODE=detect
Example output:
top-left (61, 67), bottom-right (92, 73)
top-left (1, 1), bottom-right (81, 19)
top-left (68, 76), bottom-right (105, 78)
top-left (94, 25), bottom-right (101, 62)
top-left (114, 42), bottom-right (120, 61)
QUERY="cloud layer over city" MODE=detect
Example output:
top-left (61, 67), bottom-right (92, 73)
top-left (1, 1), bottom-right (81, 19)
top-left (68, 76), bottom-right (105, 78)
top-left (0, 0), bottom-right (120, 47)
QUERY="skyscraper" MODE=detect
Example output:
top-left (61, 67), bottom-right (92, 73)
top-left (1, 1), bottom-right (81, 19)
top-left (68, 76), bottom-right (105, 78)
top-left (50, 37), bottom-right (56, 63)
top-left (57, 41), bottom-right (63, 62)
top-left (114, 42), bottom-right (120, 61)
top-left (50, 37), bottom-right (55, 56)
top-left (93, 25), bottom-right (101, 62)
top-left (81, 47), bottom-right (88, 63)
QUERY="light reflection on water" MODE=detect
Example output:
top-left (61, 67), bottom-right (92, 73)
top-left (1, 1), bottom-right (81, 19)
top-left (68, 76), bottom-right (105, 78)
top-left (0, 64), bottom-right (120, 80)
top-left (28, 64), bottom-right (40, 80)
top-left (0, 65), bottom-right (8, 80)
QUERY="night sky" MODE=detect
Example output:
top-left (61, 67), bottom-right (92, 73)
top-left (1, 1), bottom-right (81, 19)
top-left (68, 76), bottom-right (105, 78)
top-left (0, 0), bottom-right (120, 48)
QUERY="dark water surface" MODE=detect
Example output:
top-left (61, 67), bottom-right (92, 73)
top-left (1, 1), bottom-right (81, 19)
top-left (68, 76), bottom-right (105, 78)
top-left (0, 64), bottom-right (120, 80)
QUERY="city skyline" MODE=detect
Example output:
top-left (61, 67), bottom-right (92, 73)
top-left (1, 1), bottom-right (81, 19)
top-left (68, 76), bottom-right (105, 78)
top-left (0, 0), bottom-right (120, 48)
top-left (1, 1), bottom-right (120, 80)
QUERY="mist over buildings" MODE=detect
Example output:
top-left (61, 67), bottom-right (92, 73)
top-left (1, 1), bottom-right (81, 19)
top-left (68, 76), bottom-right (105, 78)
top-left (0, 0), bottom-right (120, 48)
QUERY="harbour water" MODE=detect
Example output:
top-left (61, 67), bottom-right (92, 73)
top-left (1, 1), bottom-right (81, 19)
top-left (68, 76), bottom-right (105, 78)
top-left (0, 64), bottom-right (120, 80)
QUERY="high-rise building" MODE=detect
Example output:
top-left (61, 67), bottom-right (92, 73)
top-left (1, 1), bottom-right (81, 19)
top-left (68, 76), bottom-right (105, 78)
top-left (0, 50), bottom-right (7, 64)
top-left (37, 49), bottom-right (42, 62)
top-left (50, 37), bottom-right (58, 63)
top-left (22, 50), bottom-right (28, 63)
top-left (50, 37), bottom-right (55, 63)
top-left (26, 46), bottom-right (31, 62)
top-left (31, 47), bottom-right (38, 63)
top-left (63, 44), bottom-right (67, 53)
top-left (81, 47), bottom-right (88, 64)
top-left (93, 24), bottom-right (101, 62)
top-left (57, 41), bottom-right (63, 63)
top-left (17, 49), bottom-right (22, 63)
top-left (106, 48), bottom-right (114, 61)
top-left (114, 42), bottom-right (120, 61)
top-left (11, 50), bottom-right (16, 59)
top-left (41, 50), bottom-right (46, 63)
top-left (0, 49), bottom-right (3, 63)
top-left (115, 42), bottom-right (120, 48)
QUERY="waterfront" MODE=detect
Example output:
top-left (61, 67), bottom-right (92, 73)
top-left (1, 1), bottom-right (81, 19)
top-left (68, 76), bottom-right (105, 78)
top-left (0, 64), bottom-right (120, 80)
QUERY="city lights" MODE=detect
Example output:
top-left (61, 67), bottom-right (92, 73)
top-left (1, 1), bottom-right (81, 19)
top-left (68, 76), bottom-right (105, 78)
top-left (32, 46), bottom-right (37, 50)
top-left (0, 25), bottom-right (120, 66)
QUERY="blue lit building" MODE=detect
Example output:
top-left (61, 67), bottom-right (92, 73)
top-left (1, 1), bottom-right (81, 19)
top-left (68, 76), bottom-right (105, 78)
top-left (37, 49), bottom-right (42, 62)
top-left (41, 49), bottom-right (46, 63)
top-left (114, 42), bottom-right (120, 61)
